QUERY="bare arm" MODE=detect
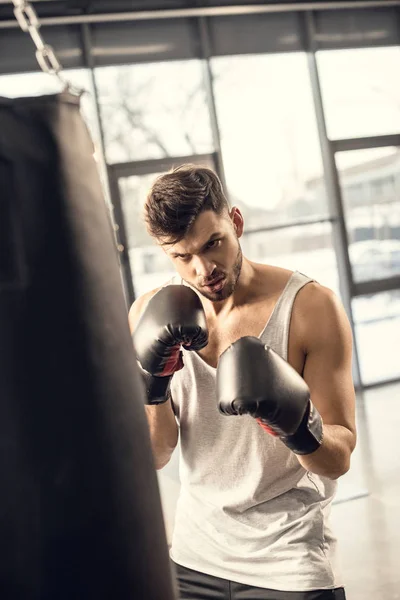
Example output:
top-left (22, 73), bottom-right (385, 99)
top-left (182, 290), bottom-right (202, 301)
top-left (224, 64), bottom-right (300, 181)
top-left (294, 285), bottom-right (357, 480)
top-left (129, 292), bottom-right (179, 470)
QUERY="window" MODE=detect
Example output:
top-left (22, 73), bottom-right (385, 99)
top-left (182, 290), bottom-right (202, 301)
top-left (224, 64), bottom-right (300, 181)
top-left (117, 173), bottom-right (176, 297)
top-left (353, 291), bottom-right (400, 385)
top-left (95, 60), bottom-right (214, 164)
top-left (241, 222), bottom-right (339, 295)
top-left (142, 252), bottom-right (156, 275)
top-left (317, 47), bottom-right (400, 140)
top-left (212, 53), bottom-right (327, 228)
top-left (344, 183), bottom-right (365, 209)
top-left (336, 147), bottom-right (400, 283)
top-left (370, 175), bottom-right (396, 200)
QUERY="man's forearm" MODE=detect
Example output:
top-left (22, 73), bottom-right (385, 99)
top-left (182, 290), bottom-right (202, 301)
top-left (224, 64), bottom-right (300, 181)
top-left (145, 400), bottom-right (178, 470)
top-left (296, 424), bottom-right (356, 480)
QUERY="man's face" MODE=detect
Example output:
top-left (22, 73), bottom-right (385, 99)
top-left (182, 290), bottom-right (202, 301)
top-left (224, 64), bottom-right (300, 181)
top-left (163, 209), bottom-right (243, 302)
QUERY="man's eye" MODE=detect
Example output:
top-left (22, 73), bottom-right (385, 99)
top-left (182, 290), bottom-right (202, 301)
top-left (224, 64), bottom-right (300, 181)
top-left (206, 239), bottom-right (220, 250)
top-left (179, 255), bottom-right (191, 262)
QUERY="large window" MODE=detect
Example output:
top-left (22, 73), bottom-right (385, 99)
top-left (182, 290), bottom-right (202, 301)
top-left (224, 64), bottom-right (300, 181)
top-left (118, 173), bottom-right (176, 296)
top-left (241, 222), bottom-right (339, 294)
top-left (95, 60), bottom-right (214, 164)
top-left (336, 147), bottom-right (400, 283)
top-left (353, 290), bottom-right (400, 385)
top-left (317, 47), bottom-right (400, 140)
top-left (212, 53), bottom-right (328, 227)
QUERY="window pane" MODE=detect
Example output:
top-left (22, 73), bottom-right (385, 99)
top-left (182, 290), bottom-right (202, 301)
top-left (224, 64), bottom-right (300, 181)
top-left (317, 47), bottom-right (400, 140)
top-left (241, 222), bottom-right (339, 295)
top-left (95, 61), bottom-right (214, 163)
top-left (118, 174), bottom-right (175, 297)
top-left (212, 53), bottom-right (327, 227)
top-left (353, 291), bottom-right (400, 385)
top-left (336, 147), bottom-right (400, 283)
top-left (0, 70), bottom-right (100, 148)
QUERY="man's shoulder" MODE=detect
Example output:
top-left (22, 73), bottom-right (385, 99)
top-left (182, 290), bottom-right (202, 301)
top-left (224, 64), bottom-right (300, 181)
top-left (133, 275), bottom-right (181, 306)
top-left (254, 263), bottom-right (294, 297)
top-left (133, 286), bottom-right (162, 308)
top-left (296, 280), bottom-right (338, 313)
top-left (128, 289), bottom-right (158, 332)
top-left (292, 281), bottom-right (348, 348)
top-left (128, 277), bottom-right (178, 331)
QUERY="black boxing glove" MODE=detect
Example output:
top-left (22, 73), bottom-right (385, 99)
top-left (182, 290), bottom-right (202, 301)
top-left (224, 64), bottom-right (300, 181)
top-left (133, 285), bottom-right (208, 404)
top-left (217, 336), bottom-right (323, 455)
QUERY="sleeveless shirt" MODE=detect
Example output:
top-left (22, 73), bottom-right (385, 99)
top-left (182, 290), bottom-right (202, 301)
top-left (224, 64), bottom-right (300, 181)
top-left (169, 271), bottom-right (342, 591)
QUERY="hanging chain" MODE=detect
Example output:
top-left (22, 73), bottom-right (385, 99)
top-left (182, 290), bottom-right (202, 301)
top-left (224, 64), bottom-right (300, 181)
top-left (12, 0), bottom-right (84, 95)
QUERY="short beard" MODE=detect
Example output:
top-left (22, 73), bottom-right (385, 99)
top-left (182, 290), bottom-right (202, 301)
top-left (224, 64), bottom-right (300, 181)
top-left (196, 244), bottom-right (243, 302)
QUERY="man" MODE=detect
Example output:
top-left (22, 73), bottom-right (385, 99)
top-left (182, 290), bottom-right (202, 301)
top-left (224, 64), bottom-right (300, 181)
top-left (129, 165), bottom-right (356, 600)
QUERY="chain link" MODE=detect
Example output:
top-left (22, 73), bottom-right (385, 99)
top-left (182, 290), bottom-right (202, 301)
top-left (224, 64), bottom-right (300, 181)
top-left (12, 0), bottom-right (84, 95)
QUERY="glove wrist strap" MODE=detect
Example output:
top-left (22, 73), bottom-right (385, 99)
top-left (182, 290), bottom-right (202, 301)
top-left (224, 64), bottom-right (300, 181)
top-left (139, 367), bottom-right (172, 405)
top-left (282, 400), bottom-right (323, 455)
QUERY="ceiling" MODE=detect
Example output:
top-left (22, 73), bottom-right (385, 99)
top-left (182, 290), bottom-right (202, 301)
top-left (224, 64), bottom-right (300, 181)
top-left (0, 0), bottom-right (397, 24)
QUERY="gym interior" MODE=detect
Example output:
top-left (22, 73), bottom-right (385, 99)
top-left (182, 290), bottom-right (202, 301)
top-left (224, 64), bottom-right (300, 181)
top-left (0, 1), bottom-right (399, 599)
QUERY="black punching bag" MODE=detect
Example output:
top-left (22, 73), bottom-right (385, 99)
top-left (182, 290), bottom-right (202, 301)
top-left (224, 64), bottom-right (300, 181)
top-left (0, 93), bottom-right (177, 600)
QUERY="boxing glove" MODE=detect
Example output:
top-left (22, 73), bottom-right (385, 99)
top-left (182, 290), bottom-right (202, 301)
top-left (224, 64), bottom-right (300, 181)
top-left (217, 336), bottom-right (323, 455)
top-left (133, 285), bottom-right (208, 404)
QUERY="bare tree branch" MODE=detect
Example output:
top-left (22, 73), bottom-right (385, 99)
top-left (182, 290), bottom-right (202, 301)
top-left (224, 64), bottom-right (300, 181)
top-left (100, 65), bottom-right (209, 160)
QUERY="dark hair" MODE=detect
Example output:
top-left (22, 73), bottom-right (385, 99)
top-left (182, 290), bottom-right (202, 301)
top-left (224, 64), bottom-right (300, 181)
top-left (144, 164), bottom-right (229, 244)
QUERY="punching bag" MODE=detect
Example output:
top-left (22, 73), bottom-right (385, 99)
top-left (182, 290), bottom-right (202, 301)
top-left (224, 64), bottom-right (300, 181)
top-left (0, 92), bottom-right (177, 600)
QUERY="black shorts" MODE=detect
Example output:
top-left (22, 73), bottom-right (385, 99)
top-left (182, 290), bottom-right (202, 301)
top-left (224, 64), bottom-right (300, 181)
top-left (172, 561), bottom-right (346, 600)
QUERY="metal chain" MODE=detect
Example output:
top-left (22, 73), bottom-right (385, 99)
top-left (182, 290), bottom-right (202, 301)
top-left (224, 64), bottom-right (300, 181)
top-left (12, 0), bottom-right (84, 95)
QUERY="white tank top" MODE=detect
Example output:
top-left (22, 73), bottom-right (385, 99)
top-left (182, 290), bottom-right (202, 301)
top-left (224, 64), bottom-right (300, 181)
top-left (169, 271), bottom-right (342, 592)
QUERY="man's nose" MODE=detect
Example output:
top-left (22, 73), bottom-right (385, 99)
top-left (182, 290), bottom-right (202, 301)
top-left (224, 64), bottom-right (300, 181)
top-left (194, 255), bottom-right (216, 279)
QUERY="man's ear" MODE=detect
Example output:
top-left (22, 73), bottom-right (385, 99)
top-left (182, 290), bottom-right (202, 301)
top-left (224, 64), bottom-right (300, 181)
top-left (229, 206), bottom-right (244, 238)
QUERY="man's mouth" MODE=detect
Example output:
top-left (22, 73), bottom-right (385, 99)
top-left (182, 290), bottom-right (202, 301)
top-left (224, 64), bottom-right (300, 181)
top-left (203, 276), bottom-right (225, 292)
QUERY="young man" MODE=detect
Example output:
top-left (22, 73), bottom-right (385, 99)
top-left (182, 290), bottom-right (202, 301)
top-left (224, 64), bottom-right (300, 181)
top-left (129, 165), bottom-right (356, 600)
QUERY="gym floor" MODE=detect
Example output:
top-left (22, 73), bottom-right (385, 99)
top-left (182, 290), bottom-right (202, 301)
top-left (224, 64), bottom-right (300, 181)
top-left (332, 382), bottom-right (400, 600)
